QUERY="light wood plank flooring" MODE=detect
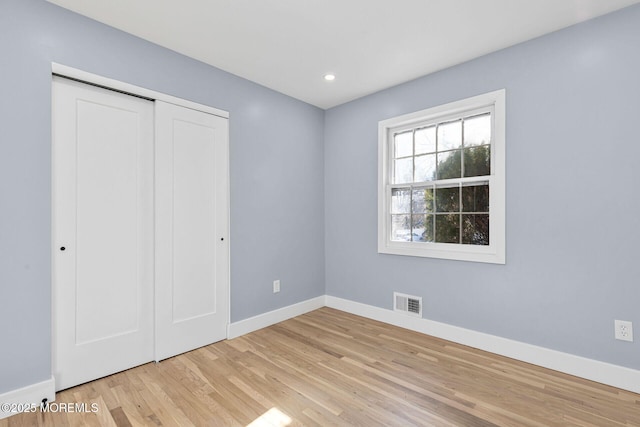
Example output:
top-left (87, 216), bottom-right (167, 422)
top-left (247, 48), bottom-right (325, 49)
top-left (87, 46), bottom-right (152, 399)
top-left (3, 307), bottom-right (640, 426)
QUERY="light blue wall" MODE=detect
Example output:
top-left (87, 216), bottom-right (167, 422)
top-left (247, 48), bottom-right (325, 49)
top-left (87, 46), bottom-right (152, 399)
top-left (0, 0), bottom-right (325, 394)
top-left (325, 4), bottom-right (640, 369)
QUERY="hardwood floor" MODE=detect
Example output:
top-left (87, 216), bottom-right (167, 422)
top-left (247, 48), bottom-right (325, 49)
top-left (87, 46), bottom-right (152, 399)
top-left (3, 307), bottom-right (640, 426)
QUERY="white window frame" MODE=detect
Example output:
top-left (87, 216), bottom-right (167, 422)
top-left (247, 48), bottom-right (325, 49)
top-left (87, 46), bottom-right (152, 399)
top-left (378, 89), bottom-right (505, 264)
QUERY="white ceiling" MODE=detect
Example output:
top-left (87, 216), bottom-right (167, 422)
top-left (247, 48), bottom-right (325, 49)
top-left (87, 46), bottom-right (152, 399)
top-left (47, 0), bottom-right (640, 109)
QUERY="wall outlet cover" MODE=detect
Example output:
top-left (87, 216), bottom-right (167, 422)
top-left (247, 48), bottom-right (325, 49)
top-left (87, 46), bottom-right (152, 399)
top-left (614, 320), bottom-right (633, 342)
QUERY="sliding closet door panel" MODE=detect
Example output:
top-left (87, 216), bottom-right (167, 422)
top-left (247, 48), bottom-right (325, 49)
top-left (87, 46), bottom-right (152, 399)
top-left (155, 101), bottom-right (229, 361)
top-left (172, 121), bottom-right (218, 321)
top-left (75, 100), bottom-right (142, 343)
top-left (52, 77), bottom-right (154, 390)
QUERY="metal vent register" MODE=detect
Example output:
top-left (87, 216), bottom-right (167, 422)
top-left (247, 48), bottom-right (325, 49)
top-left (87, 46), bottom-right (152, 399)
top-left (394, 292), bottom-right (422, 317)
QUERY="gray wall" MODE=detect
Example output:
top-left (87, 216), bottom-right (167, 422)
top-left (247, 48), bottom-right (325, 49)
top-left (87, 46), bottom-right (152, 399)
top-left (0, 0), bottom-right (325, 394)
top-left (325, 4), bottom-right (640, 369)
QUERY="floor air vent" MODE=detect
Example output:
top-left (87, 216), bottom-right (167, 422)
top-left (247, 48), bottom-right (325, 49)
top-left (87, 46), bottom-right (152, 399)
top-left (394, 292), bottom-right (422, 317)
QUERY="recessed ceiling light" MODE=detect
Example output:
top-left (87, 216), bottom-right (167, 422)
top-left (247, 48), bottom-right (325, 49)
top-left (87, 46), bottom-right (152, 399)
top-left (324, 73), bottom-right (336, 81)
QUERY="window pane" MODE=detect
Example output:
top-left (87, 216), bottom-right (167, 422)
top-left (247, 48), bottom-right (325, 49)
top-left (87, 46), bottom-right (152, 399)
top-left (462, 214), bottom-right (489, 245)
top-left (437, 120), bottom-right (462, 151)
top-left (391, 215), bottom-right (411, 241)
top-left (414, 154), bottom-right (436, 182)
top-left (415, 126), bottom-right (436, 155)
top-left (462, 184), bottom-right (489, 213)
top-left (463, 145), bottom-right (490, 177)
top-left (394, 158), bottom-right (413, 184)
top-left (411, 214), bottom-right (426, 241)
top-left (435, 186), bottom-right (459, 212)
top-left (394, 131), bottom-right (413, 158)
top-left (412, 214), bottom-right (435, 242)
top-left (412, 187), bottom-right (433, 213)
top-left (391, 188), bottom-right (411, 213)
top-left (437, 150), bottom-right (461, 180)
top-left (464, 114), bottom-right (491, 147)
top-left (435, 214), bottom-right (460, 243)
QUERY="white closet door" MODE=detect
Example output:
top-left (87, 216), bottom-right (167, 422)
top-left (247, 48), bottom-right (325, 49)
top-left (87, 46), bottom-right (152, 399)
top-left (155, 101), bottom-right (229, 361)
top-left (52, 77), bottom-right (154, 390)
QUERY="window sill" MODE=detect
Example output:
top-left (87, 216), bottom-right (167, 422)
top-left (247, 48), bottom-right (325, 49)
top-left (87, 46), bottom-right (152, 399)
top-left (378, 240), bottom-right (505, 264)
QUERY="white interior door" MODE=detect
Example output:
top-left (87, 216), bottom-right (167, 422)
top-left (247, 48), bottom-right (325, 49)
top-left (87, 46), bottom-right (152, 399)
top-left (155, 100), bottom-right (229, 361)
top-left (52, 77), bottom-right (154, 390)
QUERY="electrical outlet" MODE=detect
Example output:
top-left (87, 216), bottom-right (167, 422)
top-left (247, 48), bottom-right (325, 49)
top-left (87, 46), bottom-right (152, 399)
top-left (273, 280), bottom-right (280, 293)
top-left (614, 320), bottom-right (633, 342)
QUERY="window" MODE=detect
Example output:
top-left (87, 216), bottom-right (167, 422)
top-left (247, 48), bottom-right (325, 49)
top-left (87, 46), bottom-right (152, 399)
top-left (378, 90), bottom-right (505, 264)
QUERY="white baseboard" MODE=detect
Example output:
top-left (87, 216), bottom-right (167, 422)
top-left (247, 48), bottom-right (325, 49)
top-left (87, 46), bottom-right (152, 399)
top-left (0, 377), bottom-right (56, 420)
top-left (227, 296), bottom-right (326, 339)
top-left (325, 295), bottom-right (640, 395)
